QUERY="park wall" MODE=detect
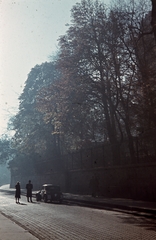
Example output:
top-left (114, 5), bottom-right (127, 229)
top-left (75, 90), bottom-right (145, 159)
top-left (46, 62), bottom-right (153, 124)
top-left (10, 162), bottom-right (156, 201)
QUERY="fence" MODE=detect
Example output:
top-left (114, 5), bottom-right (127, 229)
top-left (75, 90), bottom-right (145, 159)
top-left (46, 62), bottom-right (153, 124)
top-left (64, 137), bottom-right (156, 170)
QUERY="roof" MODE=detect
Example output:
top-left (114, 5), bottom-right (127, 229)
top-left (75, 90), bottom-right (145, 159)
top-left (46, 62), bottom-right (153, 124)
top-left (42, 184), bottom-right (59, 187)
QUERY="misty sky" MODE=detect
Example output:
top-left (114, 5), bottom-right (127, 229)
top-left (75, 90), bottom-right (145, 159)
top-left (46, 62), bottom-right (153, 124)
top-left (0, 0), bottom-right (110, 136)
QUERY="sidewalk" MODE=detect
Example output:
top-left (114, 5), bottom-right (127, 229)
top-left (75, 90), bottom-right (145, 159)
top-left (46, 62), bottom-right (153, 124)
top-left (63, 193), bottom-right (156, 216)
top-left (0, 184), bottom-right (38, 239)
top-left (0, 213), bottom-right (38, 240)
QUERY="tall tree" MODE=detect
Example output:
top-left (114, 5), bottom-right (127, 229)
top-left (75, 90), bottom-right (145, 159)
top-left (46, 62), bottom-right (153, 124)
top-left (34, 0), bottom-right (156, 165)
top-left (56, 0), bottom-right (154, 163)
top-left (12, 62), bottom-right (63, 171)
top-left (0, 136), bottom-right (14, 164)
top-left (57, 0), bottom-right (137, 163)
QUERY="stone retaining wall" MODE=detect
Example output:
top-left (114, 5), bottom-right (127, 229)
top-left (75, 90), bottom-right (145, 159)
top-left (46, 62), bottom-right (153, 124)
top-left (10, 163), bottom-right (156, 201)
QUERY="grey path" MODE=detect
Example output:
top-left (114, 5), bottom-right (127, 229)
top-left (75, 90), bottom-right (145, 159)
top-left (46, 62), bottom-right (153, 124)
top-left (0, 213), bottom-right (38, 240)
top-left (0, 188), bottom-right (156, 239)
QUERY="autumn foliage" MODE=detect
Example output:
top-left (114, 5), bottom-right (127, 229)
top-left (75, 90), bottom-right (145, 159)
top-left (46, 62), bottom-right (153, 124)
top-left (9, 0), bottom-right (156, 170)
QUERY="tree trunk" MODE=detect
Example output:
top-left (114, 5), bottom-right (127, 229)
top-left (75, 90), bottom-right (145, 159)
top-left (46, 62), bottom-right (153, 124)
top-left (151, 0), bottom-right (156, 42)
top-left (102, 95), bottom-right (121, 165)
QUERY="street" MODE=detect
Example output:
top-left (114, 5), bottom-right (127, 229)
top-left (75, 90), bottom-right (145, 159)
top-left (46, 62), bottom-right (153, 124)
top-left (0, 189), bottom-right (156, 240)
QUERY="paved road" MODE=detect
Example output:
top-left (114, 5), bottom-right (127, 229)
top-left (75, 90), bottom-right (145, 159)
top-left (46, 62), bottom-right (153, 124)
top-left (0, 189), bottom-right (156, 240)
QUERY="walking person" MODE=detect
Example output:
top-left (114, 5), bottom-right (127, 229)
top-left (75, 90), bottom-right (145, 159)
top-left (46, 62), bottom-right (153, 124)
top-left (26, 180), bottom-right (33, 202)
top-left (15, 181), bottom-right (21, 204)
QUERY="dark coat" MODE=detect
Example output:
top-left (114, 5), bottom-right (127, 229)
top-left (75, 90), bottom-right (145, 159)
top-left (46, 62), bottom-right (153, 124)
top-left (26, 182), bottom-right (33, 197)
top-left (15, 183), bottom-right (21, 198)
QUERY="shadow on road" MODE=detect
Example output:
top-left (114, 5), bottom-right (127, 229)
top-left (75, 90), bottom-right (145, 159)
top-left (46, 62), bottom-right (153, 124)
top-left (16, 202), bottom-right (27, 206)
top-left (0, 189), bottom-right (14, 195)
top-left (116, 213), bottom-right (156, 232)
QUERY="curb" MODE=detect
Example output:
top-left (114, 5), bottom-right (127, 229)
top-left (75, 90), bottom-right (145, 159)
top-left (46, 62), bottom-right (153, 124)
top-left (64, 196), bottom-right (156, 215)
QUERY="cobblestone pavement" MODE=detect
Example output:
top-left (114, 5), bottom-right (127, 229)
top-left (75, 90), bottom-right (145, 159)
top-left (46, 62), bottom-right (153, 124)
top-left (0, 190), bottom-right (156, 240)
